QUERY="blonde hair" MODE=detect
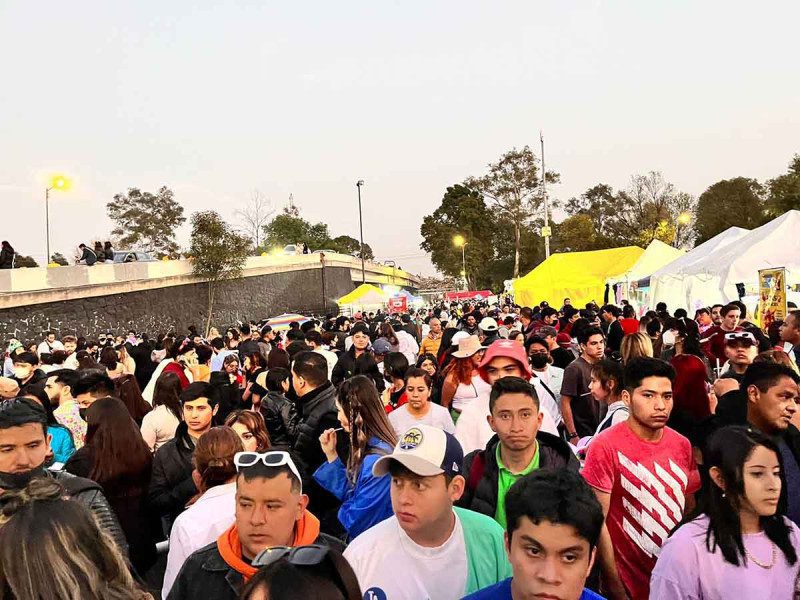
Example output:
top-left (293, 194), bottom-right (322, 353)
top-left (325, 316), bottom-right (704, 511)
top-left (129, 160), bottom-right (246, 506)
top-left (620, 332), bottom-right (654, 364)
top-left (0, 479), bottom-right (151, 600)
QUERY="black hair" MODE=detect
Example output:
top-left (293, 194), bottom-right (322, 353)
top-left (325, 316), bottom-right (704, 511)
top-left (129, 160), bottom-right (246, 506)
top-left (415, 353), bottom-right (439, 373)
top-left (71, 371), bottom-right (114, 398)
top-left (656, 301), bottom-right (667, 312)
top-left (404, 367), bottom-right (432, 388)
top-left (286, 330), bottom-right (306, 342)
top-left (645, 318), bottom-right (663, 338)
top-left (265, 367), bottom-right (291, 392)
top-left (238, 461), bottom-right (302, 493)
top-left (12, 352), bottom-right (38, 366)
top-left (291, 351), bottom-right (329, 387)
top-left (577, 326), bottom-right (604, 346)
top-left (721, 303), bottom-right (740, 317)
top-left (527, 335), bottom-right (548, 349)
top-left (48, 368), bottom-right (80, 392)
top-left (0, 397), bottom-right (48, 433)
top-left (489, 376), bottom-right (539, 413)
top-left (240, 324), bottom-right (251, 336)
top-left (351, 322), bottom-right (370, 337)
top-left (601, 304), bottom-right (621, 318)
top-left (505, 469), bottom-right (603, 550)
top-left (678, 426), bottom-right (797, 567)
top-left (674, 308), bottom-right (688, 320)
top-left (382, 352), bottom-right (409, 383)
top-left (622, 304), bottom-right (636, 319)
top-left (260, 325), bottom-right (273, 337)
top-left (541, 307), bottom-right (558, 320)
top-left (305, 330), bottom-right (323, 346)
top-left (741, 361), bottom-right (800, 393)
top-left (353, 353), bottom-right (385, 392)
top-left (179, 382), bottom-right (218, 408)
top-left (623, 357), bottom-right (675, 393)
top-left (210, 338), bottom-right (225, 350)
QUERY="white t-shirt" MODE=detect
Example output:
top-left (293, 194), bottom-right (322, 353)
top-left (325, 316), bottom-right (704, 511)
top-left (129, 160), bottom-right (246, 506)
top-left (345, 514), bottom-right (468, 600)
top-left (452, 374), bottom-right (492, 412)
top-left (37, 339), bottom-right (65, 356)
top-left (389, 403), bottom-right (455, 436)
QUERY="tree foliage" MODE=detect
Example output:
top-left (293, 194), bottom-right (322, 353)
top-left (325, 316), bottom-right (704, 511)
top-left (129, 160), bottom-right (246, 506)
top-left (14, 255), bottom-right (38, 268)
top-left (262, 207), bottom-right (331, 251)
top-left (107, 187), bottom-right (185, 258)
top-left (420, 184), bottom-right (497, 289)
top-left (464, 146), bottom-right (558, 278)
top-left (765, 154), bottom-right (800, 218)
top-left (329, 235), bottom-right (374, 260)
top-left (189, 211), bottom-right (251, 335)
top-left (561, 173), bottom-right (696, 250)
top-left (695, 177), bottom-right (765, 244)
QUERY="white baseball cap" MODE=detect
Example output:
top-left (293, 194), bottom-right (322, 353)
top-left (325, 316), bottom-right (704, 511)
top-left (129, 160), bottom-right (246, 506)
top-left (373, 424), bottom-right (464, 478)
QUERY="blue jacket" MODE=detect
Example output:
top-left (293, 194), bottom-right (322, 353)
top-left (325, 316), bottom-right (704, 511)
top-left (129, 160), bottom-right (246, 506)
top-left (314, 437), bottom-right (393, 539)
top-left (49, 425), bottom-right (76, 464)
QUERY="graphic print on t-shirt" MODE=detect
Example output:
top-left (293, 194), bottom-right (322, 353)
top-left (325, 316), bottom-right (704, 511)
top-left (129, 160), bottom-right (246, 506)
top-left (617, 451), bottom-right (688, 557)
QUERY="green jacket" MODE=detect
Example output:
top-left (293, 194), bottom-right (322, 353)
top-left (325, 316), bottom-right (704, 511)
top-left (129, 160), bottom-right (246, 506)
top-left (454, 506), bottom-right (512, 595)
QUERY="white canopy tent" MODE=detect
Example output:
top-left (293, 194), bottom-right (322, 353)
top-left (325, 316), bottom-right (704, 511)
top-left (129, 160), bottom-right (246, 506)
top-left (606, 240), bottom-right (685, 305)
top-left (649, 211), bottom-right (800, 311)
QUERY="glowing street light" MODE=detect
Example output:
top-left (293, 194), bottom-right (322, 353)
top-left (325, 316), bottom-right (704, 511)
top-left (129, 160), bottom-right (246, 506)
top-left (453, 235), bottom-right (467, 289)
top-left (45, 174), bottom-right (71, 266)
top-left (677, 212), bottom-right (692, 225)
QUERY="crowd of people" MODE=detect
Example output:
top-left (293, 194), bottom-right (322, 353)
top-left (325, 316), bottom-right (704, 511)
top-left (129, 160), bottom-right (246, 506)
top-left (0, 295), bottom-right (799, 599)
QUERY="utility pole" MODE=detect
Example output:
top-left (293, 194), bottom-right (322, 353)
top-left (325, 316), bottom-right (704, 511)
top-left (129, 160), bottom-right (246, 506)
top-left (540, 131), bottom-right (551, 259)
top-left (356, 180), bottom-right (366, 283)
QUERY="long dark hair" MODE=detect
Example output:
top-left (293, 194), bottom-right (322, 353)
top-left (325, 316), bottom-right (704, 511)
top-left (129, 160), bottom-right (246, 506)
top-left (338, 376), bottom-right (397, 482)
top-left (378, 323), bottom-right (398, 346)
top-left (680, 426), bottom-right (797, 566)
top-left (353, 353), bottom-right (385, 392)
top-left (152, 371), bottom-right (183, 421)
top-left (99, 347), bottom-right (119, 370)
top-left (84, 398), bottom-right (152, 491)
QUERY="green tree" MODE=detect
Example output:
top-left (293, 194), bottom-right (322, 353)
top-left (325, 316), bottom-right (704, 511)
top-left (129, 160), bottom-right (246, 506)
top-left (765, 154), bottom-right (800, 218)
top-left (695, 177), bottom-right (765, 244)
top-left (261, 207), bottom-right (331, 251)
top-left (490, 216), bottom-right (544, 287)
top-left (329, 235), bottom-right (374, 260)
top-left (420, 184), bottom-right (497, 289)
top-left (189, 211), bottom-right (251, 335)
top-left (50, 253), bottom-right (69, 266)
top-left (107, 186), bottom-right (186, 258)
top-left (553, 214), bottom-right (607, 252)
top-left (465, 146), bottom-right (559, 278)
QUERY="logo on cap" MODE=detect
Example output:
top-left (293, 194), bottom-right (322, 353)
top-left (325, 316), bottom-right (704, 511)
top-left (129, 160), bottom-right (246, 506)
top-left (399, 428), bottom-right (423, 450)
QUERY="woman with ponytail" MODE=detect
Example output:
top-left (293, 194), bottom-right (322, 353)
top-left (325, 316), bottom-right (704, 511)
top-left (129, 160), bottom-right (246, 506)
top-left (162, 426), bottom-right (243, 598)
top-left (314, 375), bottom-right (397, 539)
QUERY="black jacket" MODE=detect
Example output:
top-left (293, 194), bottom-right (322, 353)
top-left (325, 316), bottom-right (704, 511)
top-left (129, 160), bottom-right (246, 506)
top-left (331, 347), bottom-right (359, 387)
top-left (258, 390), bottom-right (298, 450)
top-left (0, 469), bottom-right (128, 556)
top-left (167, 532), bottom-right (345, 600)
top-left (148, 421), bottom-right (197, 526)
top-left (458, 432), bottom-right (580, 517)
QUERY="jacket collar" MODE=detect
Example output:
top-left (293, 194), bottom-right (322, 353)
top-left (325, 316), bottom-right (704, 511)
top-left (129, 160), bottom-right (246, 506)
top-left (299, 381), bottom-right (334, 416)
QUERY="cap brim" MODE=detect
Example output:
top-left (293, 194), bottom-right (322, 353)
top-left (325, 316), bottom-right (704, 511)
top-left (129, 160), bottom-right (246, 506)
top-left (372, 454), bottom-right (445, 478)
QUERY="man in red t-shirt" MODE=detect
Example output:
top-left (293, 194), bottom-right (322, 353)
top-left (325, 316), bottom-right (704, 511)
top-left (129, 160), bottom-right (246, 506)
top-left (582, 357), bottom-right (700, 600)
top-left (699, 303), bottom-right (743, 368)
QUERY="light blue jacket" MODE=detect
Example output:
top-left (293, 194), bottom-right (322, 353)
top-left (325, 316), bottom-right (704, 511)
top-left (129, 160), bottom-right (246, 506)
top-left (314, 437), bottom-right (393, 539)
top-left (48, 425), bottom-right (76, 464)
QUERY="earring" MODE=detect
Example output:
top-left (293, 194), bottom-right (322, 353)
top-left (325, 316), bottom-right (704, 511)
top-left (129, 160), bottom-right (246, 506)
top-left (722, 493), bottom-right (726, 498)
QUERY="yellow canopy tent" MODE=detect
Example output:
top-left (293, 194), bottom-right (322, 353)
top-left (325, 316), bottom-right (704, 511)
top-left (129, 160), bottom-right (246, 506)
top-left (513, 246), bottom-right (644, 308)
top-left (337, 283), bottom-right (388, 309)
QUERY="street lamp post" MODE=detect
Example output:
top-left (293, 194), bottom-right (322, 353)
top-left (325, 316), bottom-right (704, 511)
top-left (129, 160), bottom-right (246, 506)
top-left (356, 180), bottom-right (365, 284)
top-left (453, 235), bottom-right (467, 290)
top-left (45, 175), bottom-right (69, 266)
top-left (540, 131), bottom-right (551, 260)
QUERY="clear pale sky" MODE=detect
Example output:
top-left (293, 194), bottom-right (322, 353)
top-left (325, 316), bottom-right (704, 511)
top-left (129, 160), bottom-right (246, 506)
top-left (1, 1), bottom-right (798, 274)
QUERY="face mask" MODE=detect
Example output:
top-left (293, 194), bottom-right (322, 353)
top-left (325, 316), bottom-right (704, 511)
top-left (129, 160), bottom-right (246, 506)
top-left (13, 367), bottom-right (31, 380)
top-left (662, 330), bottom-right (677, 346)
top-left (0, 463), bottom-right (46, 489)
top-left (529, 354), bottom-right (550, 369)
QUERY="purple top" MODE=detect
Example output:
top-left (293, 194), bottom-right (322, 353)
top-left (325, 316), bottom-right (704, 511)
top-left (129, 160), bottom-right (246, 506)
top-left (650, 515), bottom-right (800, 599)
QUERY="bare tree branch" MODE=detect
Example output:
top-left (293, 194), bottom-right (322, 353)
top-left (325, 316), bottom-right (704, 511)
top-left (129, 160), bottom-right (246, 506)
top-left (234, 190), bottom-right (275, 248)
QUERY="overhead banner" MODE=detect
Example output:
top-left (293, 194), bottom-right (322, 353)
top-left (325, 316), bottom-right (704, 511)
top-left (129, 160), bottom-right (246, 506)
top-left (758, 267), bottom-right (787, 332)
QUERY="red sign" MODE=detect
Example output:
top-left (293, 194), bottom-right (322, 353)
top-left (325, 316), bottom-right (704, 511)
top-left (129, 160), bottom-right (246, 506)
top-left (444, 290), bottom-right (493, 302)
top-left (388, 296), bottom-right (407, 314)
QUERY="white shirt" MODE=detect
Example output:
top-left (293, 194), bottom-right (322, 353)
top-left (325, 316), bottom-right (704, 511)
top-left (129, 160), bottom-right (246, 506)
top-left (592, 400), bottom-right (629, 437)
top-left (452, 374), bottom-right (492, 412)
top-left (162, 482), bottom-right (237, 598)
top-left (455, 390), bottom-right (559, 456)
top-left (345, 514), bottom-right (468, 600)
top-left (389, 403), bottom-right (455, 436)
top-left (140, 404), bottom-right (180, 452)
top-left (37, 339), bottom-right (64, 356)
top-left (531, 365), bottom-right (564, 426)
top-left (313, 347), bottom-right (339, 380)
top-left (395, 330), bottom-right (420, 365)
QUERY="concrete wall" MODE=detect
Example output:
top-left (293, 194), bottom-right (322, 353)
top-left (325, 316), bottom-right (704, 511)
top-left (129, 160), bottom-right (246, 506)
top-left (0, 265), bottom-right (354, 341)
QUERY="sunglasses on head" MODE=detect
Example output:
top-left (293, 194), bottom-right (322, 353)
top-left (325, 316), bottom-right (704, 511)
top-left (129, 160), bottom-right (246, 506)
top-left (234, 451), bottom-right (303, 492)
top-left (251, 544), bottom-right (330, 568)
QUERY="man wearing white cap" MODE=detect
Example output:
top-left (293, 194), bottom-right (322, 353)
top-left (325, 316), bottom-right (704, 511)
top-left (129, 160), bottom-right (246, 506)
top-left (344, 424), bottom-right (511, 600)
